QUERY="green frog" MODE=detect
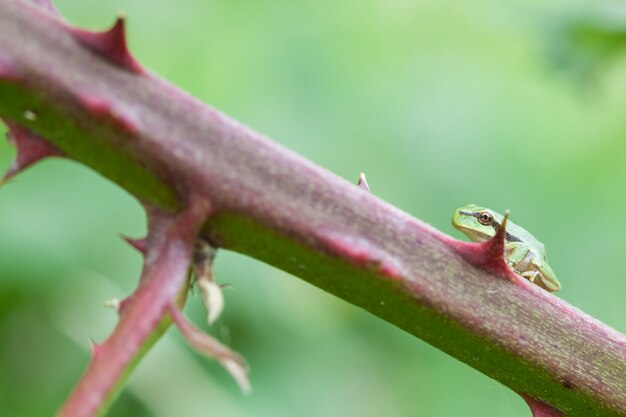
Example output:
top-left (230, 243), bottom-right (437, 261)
top-left (452, 204), bottom-right (561, 292)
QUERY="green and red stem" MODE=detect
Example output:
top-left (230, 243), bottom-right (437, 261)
top-left (58, 201), bottom-right (210, 417)
top-left (0, 0), bottom-right (624, 416)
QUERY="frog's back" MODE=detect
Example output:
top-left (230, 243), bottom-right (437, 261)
top-left (503, 215), bottom-right (548, 261)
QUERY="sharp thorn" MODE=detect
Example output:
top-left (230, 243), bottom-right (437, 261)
top-left (119, 233), bottom-right (147, 254)
top-left (1, 123), bottom-right (62, 181)
top-left (357, 172), bottom-right (370, 192)
top-left (521, 394), bottom-right (563, 417)
top-left (88, 337), bottom-right (103, 357)
top-left (69, 15), bottom-right (144, 74)
top-left (502, 209), bottom-right (510, 229)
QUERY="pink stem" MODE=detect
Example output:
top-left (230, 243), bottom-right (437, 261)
top-left (0, 2), bottom-right (624, 415)
top-left (57, 199), bottom-right (210, 417)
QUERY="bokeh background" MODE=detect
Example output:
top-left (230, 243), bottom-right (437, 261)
top-left (1, 0), bottom-right (626, 416)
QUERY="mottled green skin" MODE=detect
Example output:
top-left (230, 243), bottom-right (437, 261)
top-left (452, 204), bottom-right (561, 292)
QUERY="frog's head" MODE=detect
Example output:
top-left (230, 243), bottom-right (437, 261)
top-left (452, 204), bottom-right (498, 242)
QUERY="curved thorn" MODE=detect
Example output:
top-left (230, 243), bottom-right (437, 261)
top-left (1, 123), bottom-right (63, 183)
top-left (69, 14), bottom-right (144, 74)
top-left (488, 209), bottom-right (508, 260)
top-left (357, 172), bottom-right (370, 192)
top-left (521, 395), bottom-right (564, 417)
top-left (88, 337), bottom-right (103, 358)
top-left (450, 208), bottom-right (517, 282)
top-left (119, 233), bottom-right (147, 254)
top-left (502, 209), bottom-right (510, 229)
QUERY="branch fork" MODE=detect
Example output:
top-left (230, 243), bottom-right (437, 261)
top-left (55, 198), bottom-right (249, 417)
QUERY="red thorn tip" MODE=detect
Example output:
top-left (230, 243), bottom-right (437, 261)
top-left (89, 338), bottom-right (104, 357)
top-left (451, 209), bottom-right (516, 280)
top-left (487, 210), bottom-right (508, 258)
top-left (2, 123), bottom-right (62, 182)
top-left (69, 15), bottom-right (144, 75)
top-left (521, 395), bottom-right (563, 417)
top-left (120, 234), bottom-right (147, 253)
top-left (118, 296), bottom-right (132, 314)
top-left (357, 172), bottom-right (370, 191)
top-left (502, 209), bottom-right (510, 228)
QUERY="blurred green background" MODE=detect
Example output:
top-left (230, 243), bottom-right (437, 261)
top-left (1, 0), bottom-right (626, 416)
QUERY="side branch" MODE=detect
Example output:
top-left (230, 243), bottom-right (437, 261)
top-left (58, 200), bottom-right (210, 417)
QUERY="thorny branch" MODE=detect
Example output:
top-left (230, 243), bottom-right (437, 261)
top-left (0, 1), bottom-right (624, 416)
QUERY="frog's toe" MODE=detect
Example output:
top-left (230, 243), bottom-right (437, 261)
top-left (540, 276), bottom-right (561, 293)
top-left (530, 260), bottom-right (561, 293)
top-left (521, 271), bottom-right (539, 283)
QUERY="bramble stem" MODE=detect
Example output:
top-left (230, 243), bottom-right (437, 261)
top-left (0, 1), bottom-right (624, 416)
top-left (57, 202), bottom-right (209, 417)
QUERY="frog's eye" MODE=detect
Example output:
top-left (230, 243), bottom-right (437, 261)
top-left (477, 211), bottom-right (493, 225)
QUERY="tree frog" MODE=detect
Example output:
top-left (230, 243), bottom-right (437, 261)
top-left (452, 204), bottom-right (561, 292)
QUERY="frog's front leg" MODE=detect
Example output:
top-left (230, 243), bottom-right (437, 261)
top-left (504, 242), bottom-right (530, 271)
top-left (505, 243), bottom-right (543, 287)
